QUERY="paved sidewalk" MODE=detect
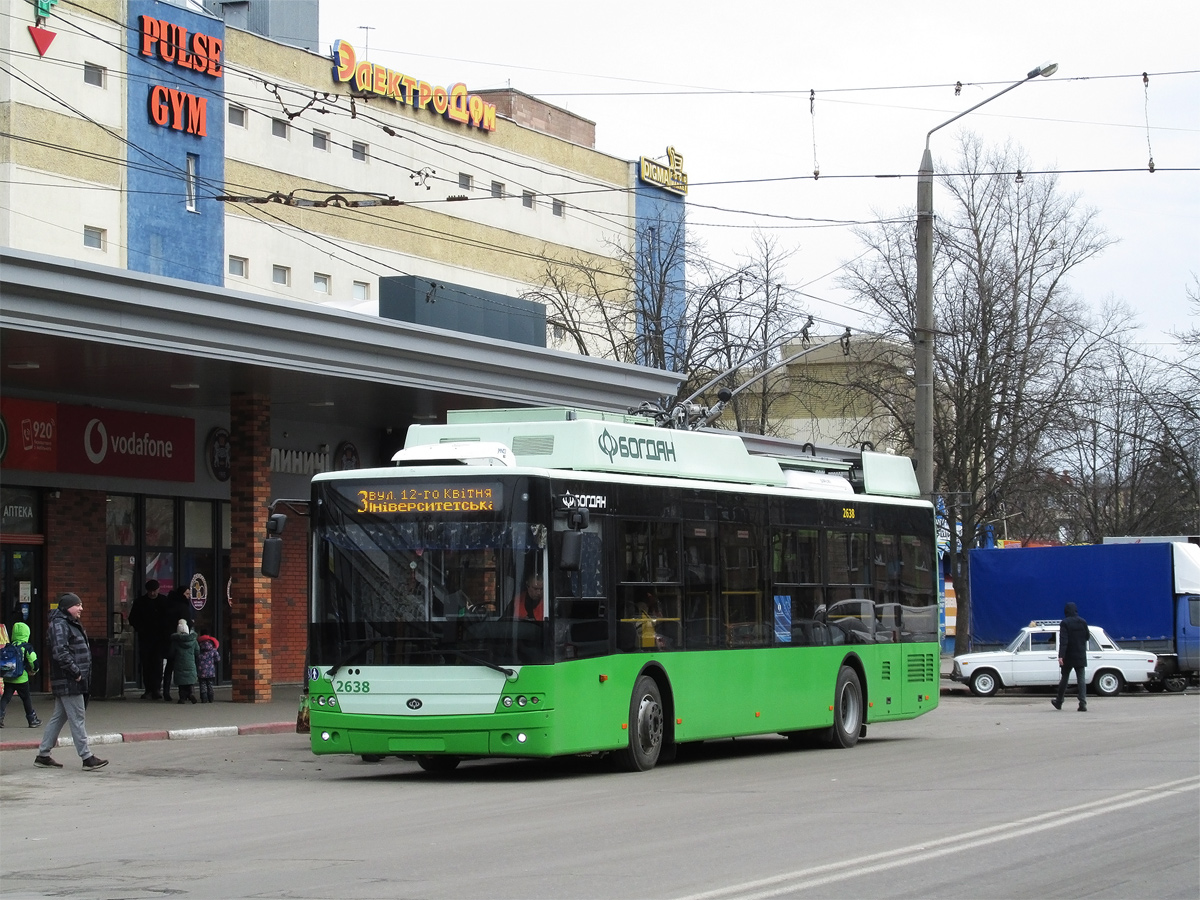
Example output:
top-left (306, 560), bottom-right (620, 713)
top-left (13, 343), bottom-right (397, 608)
top-left (0, 685), bottom-right (303, 752)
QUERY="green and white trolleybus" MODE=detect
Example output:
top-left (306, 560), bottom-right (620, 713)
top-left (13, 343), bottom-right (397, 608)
top-left (272, 407), bottom-right (940, 772)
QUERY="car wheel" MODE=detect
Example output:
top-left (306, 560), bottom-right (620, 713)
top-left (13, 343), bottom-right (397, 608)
top-left (1093, 670), bottom-right (1123, 697)
top-left (969, 670), bottom-right (1000, 697)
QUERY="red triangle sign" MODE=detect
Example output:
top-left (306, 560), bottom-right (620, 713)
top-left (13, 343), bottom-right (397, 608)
top-left (29, 26), bottom-right (56, 57)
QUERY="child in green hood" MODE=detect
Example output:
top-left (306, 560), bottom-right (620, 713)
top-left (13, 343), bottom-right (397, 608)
top-left (0, 621), bottom-right (41, 727)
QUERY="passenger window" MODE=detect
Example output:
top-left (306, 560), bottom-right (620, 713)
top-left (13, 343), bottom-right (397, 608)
top-left (1029, 632), bottom-right (1056, 651)
top-left (1013, 634), bottom-right (1031, 652)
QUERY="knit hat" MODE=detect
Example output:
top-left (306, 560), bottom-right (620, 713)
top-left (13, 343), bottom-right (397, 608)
top-left (58, 592), bottom-right (82, 610)
top-left (177, 619), bottom-right (190, 635)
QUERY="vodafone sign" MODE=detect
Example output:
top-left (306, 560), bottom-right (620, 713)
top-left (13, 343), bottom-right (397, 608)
top-left (57, 405), bottom-right (194, 482)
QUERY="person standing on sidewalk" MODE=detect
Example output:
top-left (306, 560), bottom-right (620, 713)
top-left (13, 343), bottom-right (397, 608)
top-left (127, 579), bottom-right (165, 699)
top-left (1052, 601), bottom-right (1090, 712)
top-left (34, 593), bottom-right (108, 771)
top-left (160, 587), bottom-right (195, 701)
top-left (0, 621), bottom-right (42, 728)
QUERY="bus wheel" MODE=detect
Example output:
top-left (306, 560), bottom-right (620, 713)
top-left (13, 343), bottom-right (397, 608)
top-left (617, 675), bottom-right (664, 771)
top-left (828, 666), bottom-right (863, 749)
top-left (360, 754), bottom-right (384, 762)
top-left (416, 756), bottom-right (461, 773)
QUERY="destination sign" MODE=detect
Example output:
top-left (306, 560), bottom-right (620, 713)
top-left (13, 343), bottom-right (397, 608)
top-left (348, 482), bottom-right (502, 515)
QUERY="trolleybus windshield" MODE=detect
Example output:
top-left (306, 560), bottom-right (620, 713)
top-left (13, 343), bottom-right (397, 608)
top-left (312, 476), bottom-right (552, 668)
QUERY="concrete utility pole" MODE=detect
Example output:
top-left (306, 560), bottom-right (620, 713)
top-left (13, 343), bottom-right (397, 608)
top-left (914, 62), bottom-right (1058, 501)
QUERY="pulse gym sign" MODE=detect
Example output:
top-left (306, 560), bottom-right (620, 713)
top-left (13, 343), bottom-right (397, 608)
top-left (138, 15), bottom-right (223, 137)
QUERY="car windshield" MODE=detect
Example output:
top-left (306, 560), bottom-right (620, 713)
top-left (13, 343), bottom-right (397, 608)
top-left (311, 476), bottom-right (552, 668)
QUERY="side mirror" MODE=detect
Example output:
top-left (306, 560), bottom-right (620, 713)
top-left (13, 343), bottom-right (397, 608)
top-left (558, 505), bottom-right (590, 571)
top-left (559, 531), bottom-right (582, 571)
top-left (261, 513), bottom-right (288, 578)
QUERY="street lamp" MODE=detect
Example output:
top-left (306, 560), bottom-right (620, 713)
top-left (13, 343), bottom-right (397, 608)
top-left (913, 62), bottom-right (1058, 501)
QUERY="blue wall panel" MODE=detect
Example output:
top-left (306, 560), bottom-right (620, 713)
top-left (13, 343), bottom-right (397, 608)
top-left (126, 0), bottom-right (224, 285)
top-left (634, 183), bottom-right (687, 372)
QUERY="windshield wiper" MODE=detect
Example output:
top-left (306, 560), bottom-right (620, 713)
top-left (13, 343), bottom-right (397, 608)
top-left (325, 635), bottom-right (435, 679)
top-left (445, 649), bottom-right (514, 678)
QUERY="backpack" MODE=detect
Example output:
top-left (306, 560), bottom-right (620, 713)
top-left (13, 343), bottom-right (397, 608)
top-left (0, 642), bottom-right (25, 679)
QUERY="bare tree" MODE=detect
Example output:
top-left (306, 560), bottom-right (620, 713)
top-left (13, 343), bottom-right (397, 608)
top-left (841, 133), bottom-right (1122, 652)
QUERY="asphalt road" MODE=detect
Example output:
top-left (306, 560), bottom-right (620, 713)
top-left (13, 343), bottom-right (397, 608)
top-left (2, 690), bottom-right (1197, 900)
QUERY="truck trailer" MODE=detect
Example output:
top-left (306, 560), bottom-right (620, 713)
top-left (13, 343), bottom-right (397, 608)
top-left (967, 542), bottom-right (1200, 692)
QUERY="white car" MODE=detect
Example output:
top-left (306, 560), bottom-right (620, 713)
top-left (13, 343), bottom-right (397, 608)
top-left (951, 620), bottom-right (1158, 697)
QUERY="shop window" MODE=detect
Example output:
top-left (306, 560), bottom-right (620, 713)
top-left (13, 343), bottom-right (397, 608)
top-left (83, 62), bottom-right (106, 88)
top-left (83, 226), bottom-right (106, 250)
top-left (228, 105), bottom-right (247, 127)
top-left (272, 118), bottom-right (289, 139)
top-left (272, 265), bottom-right (290, 286)
top-left (352, 141), bottom-right (369, 161)
top-left (228, 256), bottom-right (247, 278)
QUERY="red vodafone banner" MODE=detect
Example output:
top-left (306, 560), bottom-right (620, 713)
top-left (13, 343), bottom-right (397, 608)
top-left (57, 404), bottom-right (195, 482)
top-left (0, 397), bottom-right (59, 471)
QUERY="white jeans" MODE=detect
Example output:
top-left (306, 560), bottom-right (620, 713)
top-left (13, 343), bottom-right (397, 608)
top-left (38, 693), bottom-right (92, 759)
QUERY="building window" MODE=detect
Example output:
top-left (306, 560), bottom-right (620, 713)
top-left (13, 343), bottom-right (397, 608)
top-left (228, 256), bottom-right (248, 278)
top-left (83, 226), bottom-right (106, 250)
top-left (83, 62), bottom-right (106, 88)
top-left (352, 281), bottom-right (370, 302)
top-left (552, 198), bottom-right (565, 218)
top-left (185, 154), bottom-right (198, 212)
top-left (312, 130), bottom-right (329, 151)
top-left (458, 172), bottom-right (473, 191)
top-left (272, 265), bottom-right (290, 286)
top-left (272, 118), bottom-right (289, 139)
top-left (352, 141), bottom-right (368, 161)
top-left (491, 181), bottom-right (505, 199)
top-left (313, 273), bottom-right (330, 294)
top-left (522, 191), bottom-right (535, 209)
top-left (228, 105), bottom-right (247, 127)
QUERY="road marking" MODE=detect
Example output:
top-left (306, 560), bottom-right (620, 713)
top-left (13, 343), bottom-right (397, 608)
top-left (675, 776), bottom-right (1200, 900)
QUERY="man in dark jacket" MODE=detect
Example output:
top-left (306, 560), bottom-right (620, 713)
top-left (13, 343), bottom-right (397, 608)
top-left (1052, 601), bottom-right (1090, 712)
top-left (34, 593), bottom-right (108, 770)
top-left (127, 579), bottom-right (165, 699)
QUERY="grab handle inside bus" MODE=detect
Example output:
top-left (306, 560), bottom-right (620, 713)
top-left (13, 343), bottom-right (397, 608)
top-left (261, 513), bottom-right (288, 578)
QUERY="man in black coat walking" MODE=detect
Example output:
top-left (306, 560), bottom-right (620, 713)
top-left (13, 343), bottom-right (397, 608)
top-left (34, 593), bottom-right (108, 770)
top-left (1052, 601), bottom-right (1090, 711)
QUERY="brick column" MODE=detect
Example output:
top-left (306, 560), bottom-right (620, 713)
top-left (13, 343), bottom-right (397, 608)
top-left (230, 392), bottom-right (272, 701)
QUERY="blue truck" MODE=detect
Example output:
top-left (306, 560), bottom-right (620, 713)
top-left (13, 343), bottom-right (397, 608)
top-left (968, 542), bottom-right (1200, 692)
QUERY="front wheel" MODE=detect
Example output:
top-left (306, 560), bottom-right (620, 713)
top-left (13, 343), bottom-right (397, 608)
top-left (1093, 670), bottom-right (1123, 697)
top-left (615, 675), bottom-right (664, 771)
top-left (969, 670), bottom-right (1000, 697)
top-left (828, 666), bottom-right (863, 749)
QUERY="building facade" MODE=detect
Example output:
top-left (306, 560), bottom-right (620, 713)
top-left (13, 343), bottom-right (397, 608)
top-left (1, 0), bottom-right (682, 700)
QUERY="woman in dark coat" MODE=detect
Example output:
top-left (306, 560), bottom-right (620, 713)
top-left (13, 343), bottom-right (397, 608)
top-left (168, 620), bottom-right (201, 704)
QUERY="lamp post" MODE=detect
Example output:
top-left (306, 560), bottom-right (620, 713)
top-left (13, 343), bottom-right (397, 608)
top-left (914, 62), bottom-right (1058, 501)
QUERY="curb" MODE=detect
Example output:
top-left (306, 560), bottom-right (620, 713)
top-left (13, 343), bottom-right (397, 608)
top-left (0, 722), bottom-right (294, 752)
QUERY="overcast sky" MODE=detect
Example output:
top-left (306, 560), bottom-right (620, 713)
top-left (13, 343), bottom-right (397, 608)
top-left (320, 1), bottom-right (1198, 350)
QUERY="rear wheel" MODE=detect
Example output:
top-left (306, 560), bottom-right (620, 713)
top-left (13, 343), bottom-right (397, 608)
top-left (1093, 670), bottom-right (1123, 697)
top-left (616, 675), bottom-right (663, 771)
top-left (828, 666), bottom-right (863, 749)
top-left (416, 756), bottom-right (461, 773)
top-left (969, 670), bottom-right (1000, 697)
top-left (1163, 676), bottom-right (1188, 693)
